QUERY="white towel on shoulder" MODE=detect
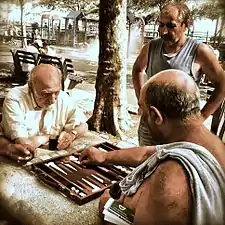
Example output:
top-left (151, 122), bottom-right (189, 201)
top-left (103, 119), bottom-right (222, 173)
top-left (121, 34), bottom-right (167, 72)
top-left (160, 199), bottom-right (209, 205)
top-left (120, 142), bottom-right (225, 225)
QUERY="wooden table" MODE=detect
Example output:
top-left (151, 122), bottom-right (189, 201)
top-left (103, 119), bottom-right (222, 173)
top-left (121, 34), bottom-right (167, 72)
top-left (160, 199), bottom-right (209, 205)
top-left (0, 132), bottom-right (104, 225)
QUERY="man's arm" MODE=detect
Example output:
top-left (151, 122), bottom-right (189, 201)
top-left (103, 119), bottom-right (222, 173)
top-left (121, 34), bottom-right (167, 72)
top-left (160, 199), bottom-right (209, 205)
top-left (132, 43), bottom-right (150, 103)
top-left (15, 135), bottom-right (49, 149)
top-left (57, 102), bottom-right (88, 149)
top-left (196, 43), bottom-right (225, 119)
top-left (79, 145), bottom-right (156, 167)
top-left (133, 160), bottom-right (192, 225)
top-left (0, 136), bottom-right (35, 161)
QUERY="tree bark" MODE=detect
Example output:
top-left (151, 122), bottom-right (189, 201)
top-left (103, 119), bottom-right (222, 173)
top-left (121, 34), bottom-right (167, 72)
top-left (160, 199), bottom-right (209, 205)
top-left (19, 0), bottom-right (27, 48)
top-left (88, 0), bottom-right (130, 138)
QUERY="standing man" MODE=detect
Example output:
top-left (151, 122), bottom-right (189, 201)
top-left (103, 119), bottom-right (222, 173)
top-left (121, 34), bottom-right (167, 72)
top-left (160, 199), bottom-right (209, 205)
top-left (132, 3), bottom-right (225, 146)
top-left (1, 64), bottom-right (88, 156)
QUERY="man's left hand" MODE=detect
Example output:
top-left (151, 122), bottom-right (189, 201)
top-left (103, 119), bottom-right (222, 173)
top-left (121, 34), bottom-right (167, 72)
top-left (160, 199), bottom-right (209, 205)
top-left (99, 189), bottom-right (111, 215)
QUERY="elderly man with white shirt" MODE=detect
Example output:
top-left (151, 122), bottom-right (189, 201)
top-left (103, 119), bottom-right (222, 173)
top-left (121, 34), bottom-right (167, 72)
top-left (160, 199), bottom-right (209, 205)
top-left (0, 64), bottom-right (88, 161)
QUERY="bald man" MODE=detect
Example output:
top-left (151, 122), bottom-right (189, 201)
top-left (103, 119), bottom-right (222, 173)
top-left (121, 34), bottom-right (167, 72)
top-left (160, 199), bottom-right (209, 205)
top-left (133, 3), bottom-right (225, 146)
top-left (79, 69), bottom-right (225, 225)
top-left (0, 64), bottom-right (88, 161)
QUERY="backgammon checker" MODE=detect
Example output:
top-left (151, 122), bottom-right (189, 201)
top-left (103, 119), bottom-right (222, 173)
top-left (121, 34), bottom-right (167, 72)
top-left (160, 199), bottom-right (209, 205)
top-left (30, 142), bottom-right (134, 205)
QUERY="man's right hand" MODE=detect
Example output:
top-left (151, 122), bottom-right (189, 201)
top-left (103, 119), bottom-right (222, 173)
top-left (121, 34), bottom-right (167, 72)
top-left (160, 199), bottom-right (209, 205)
top-left (5, 143), bottom-right (36, 162)
top-left (79, 147), bottom-right (106, 165)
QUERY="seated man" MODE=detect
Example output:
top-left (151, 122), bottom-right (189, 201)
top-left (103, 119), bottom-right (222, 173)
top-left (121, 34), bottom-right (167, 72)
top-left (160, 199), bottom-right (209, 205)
top-left (21, 39), bottom-right (43, 72)
top-left (39, 41), bottom-right (56, 56)
top-left (79, 69), bottom-right (225, 225)
top-left (1, 64), bottom-right (88, 161)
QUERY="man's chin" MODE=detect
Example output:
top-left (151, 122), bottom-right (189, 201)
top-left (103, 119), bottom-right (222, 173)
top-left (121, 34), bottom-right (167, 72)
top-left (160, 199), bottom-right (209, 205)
top-left (41, 103), bottom-right (54, 110)
top-left (162, 38), bottom-right (176, 45)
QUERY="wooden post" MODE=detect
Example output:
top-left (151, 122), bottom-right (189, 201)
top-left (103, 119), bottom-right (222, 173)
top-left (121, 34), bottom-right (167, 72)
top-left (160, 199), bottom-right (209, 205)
top-left (127, 21), bottom-right (131, 57)
top-left (48, 18), bottom-right (50, 43)
top-left (41, 18), bottom-right (43, 39)
top-left (206, 31), bottom-right (208, 43)
top-left (213, 18), bottom-right (219, 47)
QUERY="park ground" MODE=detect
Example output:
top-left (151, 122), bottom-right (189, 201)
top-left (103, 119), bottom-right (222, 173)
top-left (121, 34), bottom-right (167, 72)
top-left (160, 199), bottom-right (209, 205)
top-left (0, 42), bottom-right (210, 147)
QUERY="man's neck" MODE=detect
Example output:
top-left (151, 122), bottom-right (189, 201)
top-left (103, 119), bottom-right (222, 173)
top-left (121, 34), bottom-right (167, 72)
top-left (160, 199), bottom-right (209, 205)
top-left (163, 35), bottom-right (187, 54)
top-left (162, 118), bottom-right (206, 144)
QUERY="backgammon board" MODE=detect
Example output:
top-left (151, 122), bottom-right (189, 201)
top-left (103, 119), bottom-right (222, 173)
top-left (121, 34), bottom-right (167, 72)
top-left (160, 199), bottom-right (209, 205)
top-left (30, 142), bottom-right (133, 205)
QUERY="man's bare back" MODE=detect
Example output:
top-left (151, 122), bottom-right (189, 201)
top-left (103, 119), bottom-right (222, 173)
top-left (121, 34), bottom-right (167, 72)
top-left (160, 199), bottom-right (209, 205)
top-left (121, 127), bottom-right (225, 225)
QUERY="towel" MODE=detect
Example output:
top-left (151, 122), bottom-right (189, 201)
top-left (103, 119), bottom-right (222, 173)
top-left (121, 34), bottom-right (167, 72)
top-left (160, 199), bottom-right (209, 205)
top-left (120, 142), bottom-right (225, 225)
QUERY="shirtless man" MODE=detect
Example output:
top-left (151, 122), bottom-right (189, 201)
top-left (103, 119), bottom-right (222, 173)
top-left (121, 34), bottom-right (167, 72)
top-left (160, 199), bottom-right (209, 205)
top-left (132, 3), bottom-right (225, 145)
top-left (79, 69), bottom-right (225, 225)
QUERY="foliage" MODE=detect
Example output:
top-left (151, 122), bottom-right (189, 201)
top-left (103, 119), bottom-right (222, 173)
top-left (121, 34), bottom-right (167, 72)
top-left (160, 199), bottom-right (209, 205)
top-left (194, 1), bottom-right (221, 20)
top-left (128, 0), bottom-right (188, 11)
top-left (216, 0), bottom-right (225, 18)
top-left (39, 0), bottom-right (99, 11)
top-left (193, 0), bottom-right (225, 20)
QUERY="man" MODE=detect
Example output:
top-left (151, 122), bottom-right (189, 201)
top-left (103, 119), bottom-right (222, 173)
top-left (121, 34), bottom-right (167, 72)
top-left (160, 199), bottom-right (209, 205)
top-left (0, 64), bottom-right (88, 161)
top-left (39, 41), bottom-right (56, 56)
top-left (132, 3), bottom-right (225, 146)
top-left (79, 69), bottom-right (225, 225)
top-left (20, 39), bottom-right (43, 73)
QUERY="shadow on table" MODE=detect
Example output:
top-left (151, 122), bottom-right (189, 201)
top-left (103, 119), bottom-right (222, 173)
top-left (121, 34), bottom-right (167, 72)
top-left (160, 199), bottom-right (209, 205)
top-left (0, 205), bottom-right (23, 225)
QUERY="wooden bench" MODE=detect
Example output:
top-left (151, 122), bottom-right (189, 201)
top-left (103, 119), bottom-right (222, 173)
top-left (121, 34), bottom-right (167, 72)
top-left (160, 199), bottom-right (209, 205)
top-left (63, 58), bottom-right (84, 90)
top-left (10, 49), bottom-right (38, 84)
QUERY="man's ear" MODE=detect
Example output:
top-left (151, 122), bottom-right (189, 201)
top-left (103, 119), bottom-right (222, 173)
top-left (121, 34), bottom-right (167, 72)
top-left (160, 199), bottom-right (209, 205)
top-left (149, 106), bottom-right (164, 125)
top-left (28, 81), bottom-right (32, 89)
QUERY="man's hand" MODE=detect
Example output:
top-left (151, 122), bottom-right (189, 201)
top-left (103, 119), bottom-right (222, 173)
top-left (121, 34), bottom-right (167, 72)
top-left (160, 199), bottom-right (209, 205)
top-left (57, 131), bottom-right (75, 150)
top-left (79, 147), bottom-right (106, 165)
top-left (99, 189), bottom-right (111, 215)
top-left (6, 143), bottom-right (36, 162)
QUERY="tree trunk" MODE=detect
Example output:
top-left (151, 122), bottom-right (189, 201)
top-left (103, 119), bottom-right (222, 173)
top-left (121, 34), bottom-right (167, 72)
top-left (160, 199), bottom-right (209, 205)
top-left (19, 0), bottom-right (27, 48)
top-left (213, 18), bottom-right (219, 47)
top-left (88, 0), bottom-right (130, 138)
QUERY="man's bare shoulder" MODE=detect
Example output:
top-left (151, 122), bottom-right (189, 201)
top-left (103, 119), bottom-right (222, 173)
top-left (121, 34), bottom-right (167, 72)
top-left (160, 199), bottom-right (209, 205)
top-left (196, 42), bottom-right (214, 54)
top-left (195, 42), bottom-right (219, 63)
top-left (132, 43), bottom-right (150, 72)
top-left (152, 159), bottom-right (191, 195)
top-left (137, 42), bottom-right (150, 59)
top-left (134, 159), bottom-right (192, 225)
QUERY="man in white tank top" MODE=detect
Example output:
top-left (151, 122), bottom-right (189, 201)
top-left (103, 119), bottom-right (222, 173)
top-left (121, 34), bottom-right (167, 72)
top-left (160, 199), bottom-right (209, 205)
top-left (132, 3), bottom-right (225, 146)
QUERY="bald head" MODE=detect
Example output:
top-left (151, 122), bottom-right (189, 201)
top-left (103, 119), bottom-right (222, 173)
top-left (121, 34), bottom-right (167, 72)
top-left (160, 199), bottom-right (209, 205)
top-left (140, 69), bottom-right (200, 121)
top-left (29, 64), bottom-right (62, 88)
top-left (29, 64), bottom-right (62, 108)
top-left (148, 69), bottom-right (199, 93)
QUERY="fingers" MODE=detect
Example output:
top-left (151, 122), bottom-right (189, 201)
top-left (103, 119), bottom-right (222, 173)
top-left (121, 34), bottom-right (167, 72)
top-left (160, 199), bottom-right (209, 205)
top-left (57, 131), bottom-right (73, 150)
top-left (6, 143), bottom-right (35, 163)
top-left (58, 131), bottom-right (66, 141)
top-left (57, 141), bottom-right (70, 150)
top-left (79, 159), bottom-right (90, 165)
top-left (79, 150), bottom-right (88, 162)
top-left (79, 147), bottom-right (104, 165)
top-left (7, 150), bottom-right (33, 163)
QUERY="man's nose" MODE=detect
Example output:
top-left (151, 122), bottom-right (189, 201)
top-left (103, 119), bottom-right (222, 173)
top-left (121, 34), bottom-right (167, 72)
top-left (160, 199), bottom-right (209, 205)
top-left (161, 26), bottom-right (169, 35)
top-left (49, 93), bottom-right (57, 104)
